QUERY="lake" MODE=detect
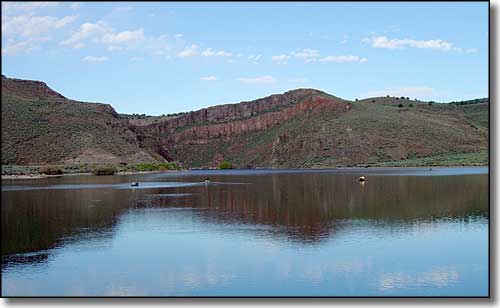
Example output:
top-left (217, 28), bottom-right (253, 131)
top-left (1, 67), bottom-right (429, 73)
top-left (1, 168), bottom-right (489, 297)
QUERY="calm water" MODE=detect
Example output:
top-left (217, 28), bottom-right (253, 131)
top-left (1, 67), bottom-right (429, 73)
top-left (1, 168), bottom-right (489, 296)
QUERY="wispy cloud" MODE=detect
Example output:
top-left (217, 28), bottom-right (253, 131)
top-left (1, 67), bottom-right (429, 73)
top-left (61, 21), bottom-right (111, 48)
top-left (362, 36), bottom-right (460, 51)
top-left (200, 76), bottom-right (218, 81)
top-left (291, 48), bottom-right (320, 59)
top-left (178, 44), bottom-right (199, 57)
top-left (201, 48), bottom-right (232, 57)
top-left (237, 76), bottom-right (276, 85)
top-left (2, 2), bottom-right (59, 13)
top-left (112, 6), bottom-right (133, 14)
top-left (62, 21), bottom-right (146, 51)
top-left (247, 54), bottom-right (262, 64)
top-left (2, 37), bottom-right (49, 55)
top-left (317, 55), bottom-right (367, 63)
top-left (361, 87), bottom-right (436, 99)
top-left (2, 14), bottom-right (78, 37)
top-left (82, 55), bottom-right (108, 63)
top-left (271, 54), bottom-right (290, 64)
top-left (101, 29), bottom-right (144, 44)
top-left (70, 2), bottom-right (82, 10)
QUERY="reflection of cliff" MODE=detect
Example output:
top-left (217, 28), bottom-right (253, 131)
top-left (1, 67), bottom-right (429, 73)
top-left (141, 173), bottom-right (489, 243)
top-left (1, 173), bottom-right (488, 262)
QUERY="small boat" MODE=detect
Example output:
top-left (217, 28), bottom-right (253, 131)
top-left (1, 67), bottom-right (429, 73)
top-left (204, 178), bottom-right (210, 184)
top-left (358, 176), bottom-right (366, 182)
top-left (131, 182), bottom-right (139, 187)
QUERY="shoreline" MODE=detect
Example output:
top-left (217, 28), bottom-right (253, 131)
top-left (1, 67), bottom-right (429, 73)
top-left (1, 165), bottom-right (488, 180)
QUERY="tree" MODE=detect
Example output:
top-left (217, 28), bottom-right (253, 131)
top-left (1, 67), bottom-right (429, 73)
top-left (398, 103), bottom-right (404, 108)
top-left (219, 161), bottom-right (233, 169)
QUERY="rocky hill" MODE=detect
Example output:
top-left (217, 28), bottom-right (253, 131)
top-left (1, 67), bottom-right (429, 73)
top-left (132, 90), bottom-right (488, 168)
top-left (1, 75), bottom-right (488, 168)
top-left (1, 76), bottom-right (163, 165)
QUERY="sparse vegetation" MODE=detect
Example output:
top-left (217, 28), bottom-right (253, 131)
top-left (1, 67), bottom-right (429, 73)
top-left (39, 166), bottom-right (63, 175)
top-left (128, 162), bottom-right (180, 171)
top-left (219, 161), bottom-right (233, 169)
top-left (92, 166), bottom-right (116, 176)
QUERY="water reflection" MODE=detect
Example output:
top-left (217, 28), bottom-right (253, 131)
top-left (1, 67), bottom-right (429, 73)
top-left (1, 169), bottom-right (489, 296)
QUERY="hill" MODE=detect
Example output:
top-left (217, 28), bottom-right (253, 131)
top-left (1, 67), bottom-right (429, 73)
top-left (132, 90), bottom-right (488, 168)
top-left (1, 76), bottom-right (163, 165)
top-left (1, 76), bottom-right (488, 169)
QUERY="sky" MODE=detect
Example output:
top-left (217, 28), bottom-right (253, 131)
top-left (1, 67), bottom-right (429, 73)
top-left (1, 1), bottom-right (489, 115)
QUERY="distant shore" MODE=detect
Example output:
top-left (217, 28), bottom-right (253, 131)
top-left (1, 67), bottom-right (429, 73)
top-left (1, 164), bottom-right (488, 180)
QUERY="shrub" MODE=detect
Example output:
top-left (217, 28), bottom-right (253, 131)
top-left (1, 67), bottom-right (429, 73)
top-left (92, 166), bottom-right (116, 176)
top-left (409, 103), bottom-right (414, 107)
top-left (398, 103), bottom-right (404, 108)
top-left (39, 166), bottom-right (63, 175)
top-left (219, 161), bottom-right (233, 169)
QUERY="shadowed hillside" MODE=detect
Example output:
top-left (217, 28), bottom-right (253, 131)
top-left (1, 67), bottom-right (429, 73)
top-left (1, 76), bottom-right (163, 165)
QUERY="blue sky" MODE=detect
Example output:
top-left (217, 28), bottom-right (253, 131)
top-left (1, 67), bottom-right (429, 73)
top-left (2, 2), bottom-right (489, 115)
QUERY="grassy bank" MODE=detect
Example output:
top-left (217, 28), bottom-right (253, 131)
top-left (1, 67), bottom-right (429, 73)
top-left (1, 151), bottom-right (488, 178)
top-left (371, 151), bottom-right (488, 167)
top-left (1, 162), bottom-right (182, 177)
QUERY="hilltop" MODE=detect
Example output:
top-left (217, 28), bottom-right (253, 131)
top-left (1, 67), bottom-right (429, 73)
top-left (1, 76), bottom-right (488, 171)
top-left (1, 75), bottom-right (163, 166)
top-left (132, 90), bottom-right (488, 168)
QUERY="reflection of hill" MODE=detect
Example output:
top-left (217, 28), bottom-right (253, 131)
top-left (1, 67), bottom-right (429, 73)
top-left (1, 173), bottom-right (488, 262)
top-left (141, 173), bottom-right (488, 243)
top-left (1, 188), bottom-right (133, 257)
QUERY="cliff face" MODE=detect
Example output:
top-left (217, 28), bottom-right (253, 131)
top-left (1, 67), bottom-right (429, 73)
top-left (132, 90), bottom-right (488, 168)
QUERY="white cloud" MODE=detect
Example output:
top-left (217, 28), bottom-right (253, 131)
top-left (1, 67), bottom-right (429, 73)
top-left (361, 87), bottom-right (436, 99)
top-left (101, 29), bottom-right (144, 44)
top-left (62, 21), bottom-right (145, 50)
top-left (237, 76), bottom-right (276, 85)
top-left (61, 21), bottom-right (112, 47)
top-left (70, 2), bottom-right (82, 10)
top-left (200, 76), bottom-right (218, 81)
top-left (112, 6), bottom-right (133, 13)
top-left (248, 54), bottom-right (261, 61)
top-left (2, 37), bottom-right (49, 55)
top-left (178, 44), bottom-right (199, 57)
top-left (362, 36), bottom-right (459, 51)
top-left (2, 2), bottom-right (59, 13)
top-left (201, 48), bottom-right (232, 57)
top-left (82, 55), bottom-right (108, 63)
top-left (271, 54), bottom-right (290, 64)
top-left (73, 42), bottom-right (85, 49)
top-left (291, 49), bottom-right (320, 59)
top-left (107, 45), bottom-right (124, 52)
top-left (174, 34), bottom-right (184, 38)
top-left (317, 55), bottom-right (368, 63)
top-left (2, 14), bottom-right (78, 37)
